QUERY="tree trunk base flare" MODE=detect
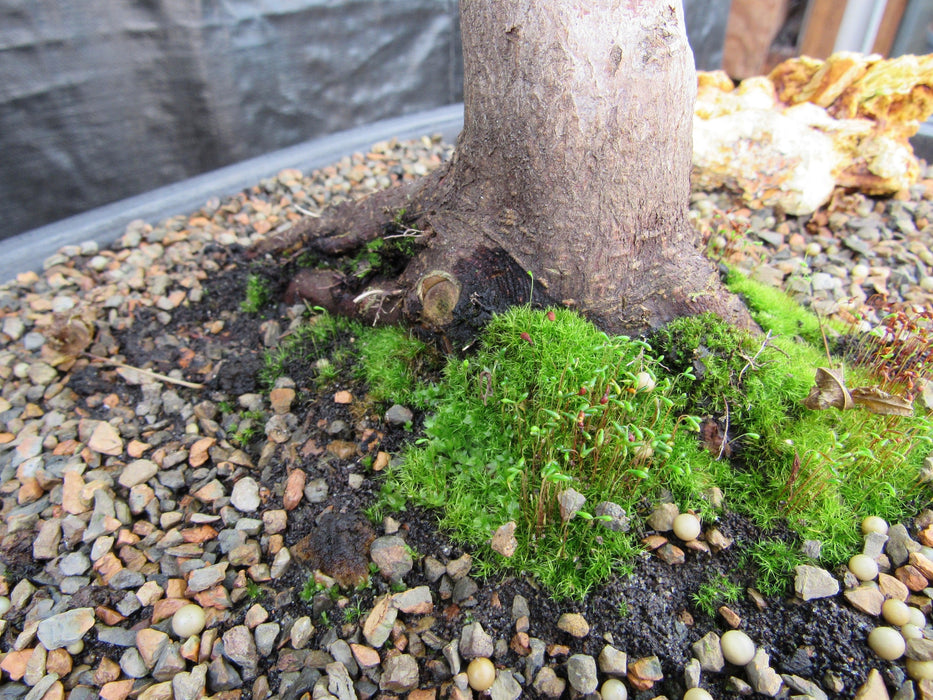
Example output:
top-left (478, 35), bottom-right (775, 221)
top-left (254, 158), bottom-right (753, 347)
top-left (252, 1), bottom-right (755, 344)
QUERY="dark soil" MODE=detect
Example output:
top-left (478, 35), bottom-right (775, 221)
top-left (104, 254), bottom-right (900, 700)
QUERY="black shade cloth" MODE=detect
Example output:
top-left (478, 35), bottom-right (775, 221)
top-left (0, 0), bottom-right (730, 241)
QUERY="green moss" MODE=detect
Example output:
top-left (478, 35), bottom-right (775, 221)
top-left (691, 572), bottom-right (743, 617)
top-left (744, 539), bottom-right (806, 597)
top-left (381, 306), bottom-right (716, 598)
top-left (724, 268), bottom-right (843, 346)
top-left (240, 274), bottom-right (273, 314)
top-left (378, 304), bottom-right (932, 599)
top-left (230, 409), bottom-right (266, 448)
top-left (355, 326), bottom-right (436, 405)
top-left (258, 312), bottom-right (361, 391)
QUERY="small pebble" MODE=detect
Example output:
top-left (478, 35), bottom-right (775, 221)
top-left (907, 659), bottom-right (933, 680)
top-left (721, 630), bottom-right (756, 666)
top-left (672, 513), bottom-right (701, 541)
top-left (862, 516), bottom-right (889, 535)
top-left (867, 626), bottom-right (906, 661)
top-left (172, 604), bottom-right (207, 638)
top-left (467, 657), bottom-right (496, 691)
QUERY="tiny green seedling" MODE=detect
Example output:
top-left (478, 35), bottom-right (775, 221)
top-left (245, 579), bottom-right (263, 601)
top-left (691, 572), bottom-right (743, 617)
top-left (240, 274), bottom-right (272, 313)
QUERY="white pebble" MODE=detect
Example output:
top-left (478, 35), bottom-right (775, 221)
top-left (672, 513), bottom-right (701, 542)
top-left (861, 516), bottom-right (888, 535)
top-left (848, 554), bottom-right (879, 581)
top-left (805, 242), bottom-right (821, 256)
top-left (601, 678), bottom-right (628, 700)
top-left (635, 371), bottom-right (655, 392)
top-left (867, 626), bottom-right (906, 661)
top-left (901, 623), bottom-right (924, 640)
top-left (721, 629), bottom-right (756, 665)
top-left (66, 640), bottom-right (84, 655)
top-left (0, 596), bottom-right (10, 618)
top-left (881, 598), bottom-right (911, 626)
top-left (172, 603), bottom-right (207, 638)
top-left (684, 689), bottom-right (714, 700)
top-left (909, 606), bottom-right (927, 628)
top-left (907, 659), bottom-right (933, 680)
top-left (467, 657), bottom-right (495, 692)
top-left (852, 264), bottom-right (870, 280)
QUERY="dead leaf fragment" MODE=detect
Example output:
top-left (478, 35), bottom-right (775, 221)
top-left (850, 386), bottom-right (914, 416)
top-left (43, 312), bottom-right (95, 363)
top-left (803, 367), bottom-right (853, 411)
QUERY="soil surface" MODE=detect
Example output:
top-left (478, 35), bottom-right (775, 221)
top-left (112, 247), bottom-right (899, 699)
top-left (1, 137), bottom-right (931, 700)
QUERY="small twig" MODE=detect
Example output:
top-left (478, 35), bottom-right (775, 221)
top-left (293, 205), bottom-right (321, 218)
top-left (738, 330), bottom-right (773, 384)
top-left (86, 353), bottom-right (205, 390)
top-left (718, 396), bottom-right (730, 461)
top-left (808, 278), bottom-right (837, 374)
top-left (352, 288), bottom-right (403, 325)
top-left (383, 228), bottom-right (426, 240)
top-left (480, 369), bottom-right (493, 406)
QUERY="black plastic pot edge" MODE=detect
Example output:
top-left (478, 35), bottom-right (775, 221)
top-left (913, 121), bottom-right (933, 164)
top-left (2, 104), bottom-right (465, 285)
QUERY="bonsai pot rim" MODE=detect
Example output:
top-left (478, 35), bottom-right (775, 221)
top-left (2, 104), bottom-right (464, 285)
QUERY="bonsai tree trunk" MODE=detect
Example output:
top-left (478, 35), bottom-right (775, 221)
top-left (256, 0), bottom-right (753, 346)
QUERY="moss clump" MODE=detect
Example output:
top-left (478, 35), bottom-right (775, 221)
top-left (259, 312), bottom-right (360, 391)
top-left (379, 303), bottom-right (932, 598)
top-left (355, 327), bottom-right (437, 405)
top-left (724, 269), bottom-right (836, 347)
top-left (651, 311), bottom-right (932, 565)
top-left (691, 572), bottom-right (744, 617)
top-left (240, 273), bottom-right (274, 314)
top-left (259, 311), bottom-right (437, 414)
top-left (382, 307), bottom-right (718, 598)
top-left (743, 538), bottom-right (807, 597)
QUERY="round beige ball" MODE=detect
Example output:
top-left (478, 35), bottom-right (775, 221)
top-left (861, 515), bottom-right (888, 535)
top-left (868, 626), bottom-right (906, 661)
top-left (467, 657), bottom-right (496, 692)
top-left (635, 371), bottom-right (655, 392)
top-left (672, 513), bottom-right (701, 541)
top-left (721, 629), bottom-right (756, 666)
top-left (683, 689), bottom-right (714, 700)
top-left (601, 678), bottom-right (628, 700)
top-left (172, 603), bottom-right (207, 638)
top-left (881, 598), bottom-right (911, 626)
top-left (848, 554), bottom-right (879, 581)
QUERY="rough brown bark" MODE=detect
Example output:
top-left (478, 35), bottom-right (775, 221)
top-left (256, 0), bottom-right (754, 343)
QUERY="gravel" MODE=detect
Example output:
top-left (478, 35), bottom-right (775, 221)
top-left (0, 136), bottom-right (931, 699)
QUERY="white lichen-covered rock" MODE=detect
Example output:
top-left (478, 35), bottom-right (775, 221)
top-left (693, 110), bottom-right (838, 216)
top-left (692, 52), bottom-right (933, 215)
